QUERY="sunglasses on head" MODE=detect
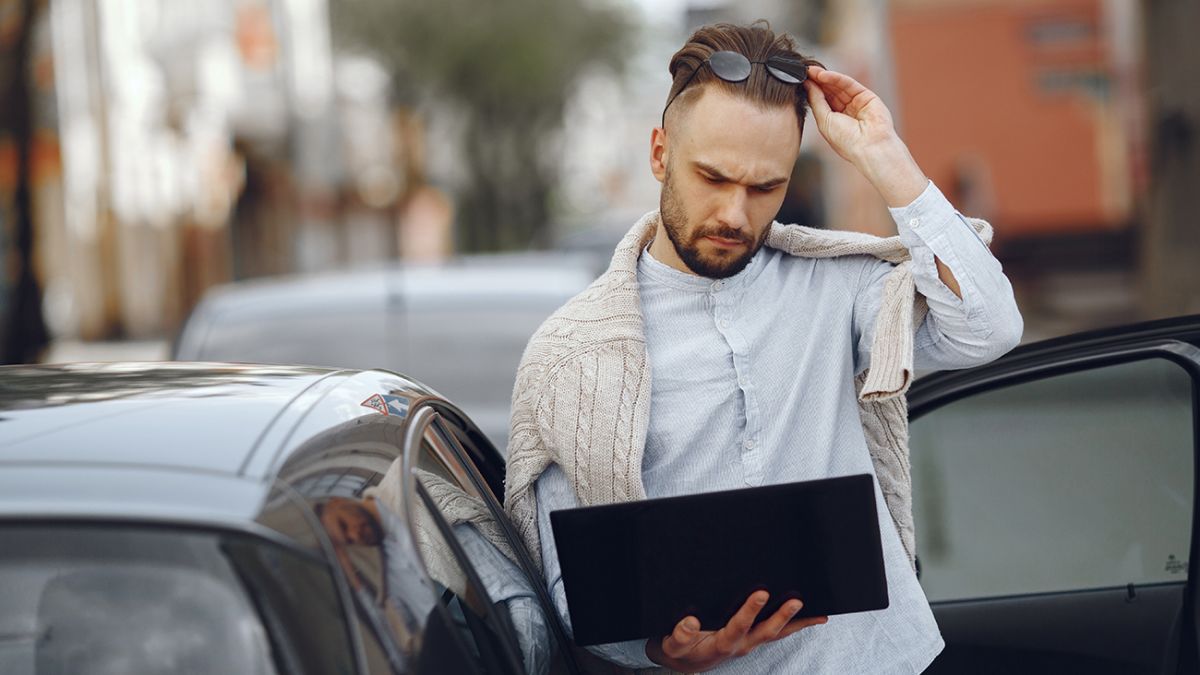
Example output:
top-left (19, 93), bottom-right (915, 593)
top-left (662, 50), bottom-right (810, 126)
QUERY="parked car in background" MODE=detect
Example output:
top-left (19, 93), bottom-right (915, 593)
top-left (173, 253), bottom-right (599, 450)
top-left (0, 362), bottom-right (584, 675)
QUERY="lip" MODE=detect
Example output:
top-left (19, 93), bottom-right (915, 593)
top-left (704, 235), bottom-right (744, 248)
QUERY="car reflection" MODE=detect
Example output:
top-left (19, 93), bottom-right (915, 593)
top-left (315, 465), bottom-right (554, 675)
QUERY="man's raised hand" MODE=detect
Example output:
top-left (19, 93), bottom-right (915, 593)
top-left (644, 590), bottom-right (828, 672)
top-left (802, 66), bottom-right (898, 164)
top-left (802, 65), bottom-right (928, 207)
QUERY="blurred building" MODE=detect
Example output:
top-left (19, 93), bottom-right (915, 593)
top-left (890, 0), bottom-right (1141, 239)
top-left (888, 0), bottom-right (1157, 335)
top-left (45, 0), bottom-right (334, 340)
top-left (30, 0), bottom-right (440, 343)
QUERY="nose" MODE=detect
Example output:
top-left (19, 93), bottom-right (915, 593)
top-left (715, 187), bottom-right (751, 232)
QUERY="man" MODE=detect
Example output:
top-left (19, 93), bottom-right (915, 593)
top-left (505, 22), bottom-right (1023, 673)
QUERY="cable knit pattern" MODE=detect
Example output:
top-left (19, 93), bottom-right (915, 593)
top-left (505, 210), bottom-right (993, 570)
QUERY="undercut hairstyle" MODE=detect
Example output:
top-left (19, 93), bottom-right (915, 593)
top-left (665, 21), bottom-right (823, 132)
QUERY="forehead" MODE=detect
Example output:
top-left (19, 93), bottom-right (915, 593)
top-left (673, 86), bottom-right (801, 181)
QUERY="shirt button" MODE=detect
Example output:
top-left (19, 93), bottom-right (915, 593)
top-left (712, 280), bottom-right (724, 291)
top-left (743, 439), bottom-right (755, 449)
top-left (718, 319), bottom-right (729, 330)
top-left (909, 217), bottom-right (920, 229)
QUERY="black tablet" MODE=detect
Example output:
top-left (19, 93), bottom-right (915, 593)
top-left (549, 473), bottom-right (889, 647)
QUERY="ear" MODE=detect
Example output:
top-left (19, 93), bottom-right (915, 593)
top-left (649, 126), bottom-right (668, 184)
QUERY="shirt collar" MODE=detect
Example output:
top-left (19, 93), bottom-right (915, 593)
top-left (638, 239), bottom-right (765, 293)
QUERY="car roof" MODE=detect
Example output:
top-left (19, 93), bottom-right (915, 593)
top-left (0, 362), bottom-right (441, 524)
top-left (0, 362), bottom-right (338, 473)
top-left (182, 253), bottom-right (599, 321)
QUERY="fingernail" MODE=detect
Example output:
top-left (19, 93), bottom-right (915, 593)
top-left (787, 600), bottom-right (802, 613)
top-left (684, 617), bottom-right (699, 632)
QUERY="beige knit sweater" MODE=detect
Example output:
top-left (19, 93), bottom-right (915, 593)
top-left (505, 210), bottom-right (993, 571)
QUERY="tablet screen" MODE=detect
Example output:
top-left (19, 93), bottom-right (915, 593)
top-left (550, 473), bottom-right (889, 646)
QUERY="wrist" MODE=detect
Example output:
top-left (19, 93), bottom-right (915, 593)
top-left (852, 136), bottom-right (927, 208)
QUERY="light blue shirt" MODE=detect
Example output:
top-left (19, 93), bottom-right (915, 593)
top-left (536, 181), bottom-right (1023, 673)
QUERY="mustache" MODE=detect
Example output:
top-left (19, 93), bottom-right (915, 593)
top-left (693, 227), bottom-right (753, 244)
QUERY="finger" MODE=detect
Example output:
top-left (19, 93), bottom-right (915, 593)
top-left (747, 599), bottom-right (803, 643)
top-left (811, 69), bottom-right (873, 112)
top-left (805, 67), bottom-right (851, 107)
top-left (812, 68), bottom-right (870, 100)
top-left (714, 591), bottom-right (769, 653)
top-left (772, 615), bottom-right (829, 642)
top-left (803, 80), bottom-right (833, 125)
top-left (660, 616), bottom-right (705, 659)
top-left (815, 77), bottom-right (854, 110)
top-left (804, 78), bottom-right (848, 116)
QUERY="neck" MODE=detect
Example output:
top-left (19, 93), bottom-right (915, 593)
top-left (647, 221), bottom-right (699, 275)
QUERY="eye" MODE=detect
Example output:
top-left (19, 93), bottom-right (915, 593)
top-left (754, 184), bottom-right (780, 194)
top-left (702, 174), bottom-right (724, 185)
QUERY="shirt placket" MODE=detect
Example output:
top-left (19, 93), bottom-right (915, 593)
top-left (711, 279), bottom-right (763, 486)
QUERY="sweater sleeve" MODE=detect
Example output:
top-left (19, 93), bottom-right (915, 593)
top-left (535, 463), bottom-right (659, 670)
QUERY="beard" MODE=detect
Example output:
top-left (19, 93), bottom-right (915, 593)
top-left (660, 169), bottom-right (768, 279)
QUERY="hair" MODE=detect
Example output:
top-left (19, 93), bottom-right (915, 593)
top-left (665, 21), bottom-right (823, 132)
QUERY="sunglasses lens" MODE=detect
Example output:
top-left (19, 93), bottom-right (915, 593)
top-left (766, 66), bottom-right (801, 84)
top-left (708, 51), bottom-right (752, 82)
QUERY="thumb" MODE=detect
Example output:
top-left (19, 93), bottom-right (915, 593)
top-left (661, 616), bottom-right (703, 659)
top-left (804, 80), bottom-right (833, 127)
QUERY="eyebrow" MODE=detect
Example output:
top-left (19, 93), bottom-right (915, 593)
top-left (693, 161), bottom-right (789, 190)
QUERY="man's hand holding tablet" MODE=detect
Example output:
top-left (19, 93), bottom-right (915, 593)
top-left (550, 474), bottom-right (888, 658)
top-left (645, 590), bottom-right (829, 671)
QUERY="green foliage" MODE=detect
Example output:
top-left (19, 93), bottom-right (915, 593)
top-left (333, 0), bottom-right (632, 251)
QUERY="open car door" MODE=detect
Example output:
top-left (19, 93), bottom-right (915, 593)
top-left (911, 315), bottom-right (1200, 675)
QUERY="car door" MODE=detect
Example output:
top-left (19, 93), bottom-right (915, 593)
top-left (910, 316), bottom-right (1200, 674)
top-left (401, 402), bottom-right (584, 675)
top-left (269, 416), bottom-right (415, 675)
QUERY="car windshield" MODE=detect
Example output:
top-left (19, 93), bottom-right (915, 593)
top-left (0, 525), bottom-right (355, 675)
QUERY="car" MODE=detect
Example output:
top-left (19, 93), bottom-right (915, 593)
top-left (172, 253), bottom-right (600, 450)
top-left (0, 362), bottom-right (587, 675)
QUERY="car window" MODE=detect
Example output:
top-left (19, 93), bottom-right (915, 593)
top-left (910, 357), bottom-right (1194, 602)
top-left (409, 419), bottom-right (574, 675)
top-left (0, 525), bottom-right (354, 675)
top-left (312, 491), bottom-right (423, 674)
top-left (276, 423), bottom-right (411, 675)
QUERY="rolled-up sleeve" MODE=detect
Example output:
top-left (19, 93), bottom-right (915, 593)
top-left (535, 464), bottom-right (658, 670)
top-left (872, 180), bottom-right (1023, 371)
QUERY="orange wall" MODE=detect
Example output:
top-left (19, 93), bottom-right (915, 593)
top-left (890, 0), bottom-right (1124, 236)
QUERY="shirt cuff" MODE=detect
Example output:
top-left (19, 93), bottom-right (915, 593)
top-left (586, 639), bottom-right (658, 670)
top-left (888, 180), bottom-right (985, 252)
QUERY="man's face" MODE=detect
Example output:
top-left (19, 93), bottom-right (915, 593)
top-left (320, 499), bottom-right (381, 547)
top-left (653, 86), bottom-right (801, 278)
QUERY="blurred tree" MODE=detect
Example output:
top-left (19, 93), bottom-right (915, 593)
top-left (1142, 0), bottom-right (1200, 319)
top-left (333, 0), bottom-right (630, 252)
top-left (0, 0), bottom-right (49, 363)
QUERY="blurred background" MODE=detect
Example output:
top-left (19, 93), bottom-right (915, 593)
top-left (0, 0), bottom-right (1196, 368)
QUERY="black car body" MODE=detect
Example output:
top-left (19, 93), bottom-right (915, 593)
top-left (0, 362), bottom-right (584, 675)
